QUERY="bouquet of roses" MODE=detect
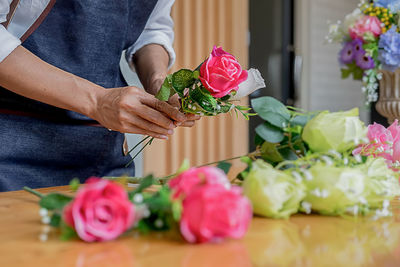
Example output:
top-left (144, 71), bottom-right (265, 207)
top-left (236, 96), bottom-right (400, 219)
top-left (327, 0), bottom-right (400, 105)
top-left (25, 166), bottom-right (252, 243)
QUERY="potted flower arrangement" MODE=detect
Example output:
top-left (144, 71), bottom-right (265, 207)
top-left (327, 0), bottom-right (400, 122)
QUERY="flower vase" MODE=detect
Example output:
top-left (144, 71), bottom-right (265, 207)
top-left (376, 69), bottom-right (400, 124)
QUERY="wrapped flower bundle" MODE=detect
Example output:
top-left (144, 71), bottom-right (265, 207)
top-left (327, 0), bottom-right (400, 104)
top-left (239, 96), bottom-right (400, 219)
top-left (156, 46), bottom-right (265, 117)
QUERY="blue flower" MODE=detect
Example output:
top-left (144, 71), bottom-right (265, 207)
top-left (374, 0), bottom-right (400, 12)
top-left (378, 26), bottom-right (400, 71)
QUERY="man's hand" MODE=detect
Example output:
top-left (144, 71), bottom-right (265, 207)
top-left (93, 86), bottom-right (187, 139)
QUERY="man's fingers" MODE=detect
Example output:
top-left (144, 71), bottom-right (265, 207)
top-left (137, 104), bottom-right (176, 129)
top-left (130, 116), bottom-right (174, 136)
top-left (185, 113), bottom-right (201, 120)
top-left (180, 120), bottom-right (196, 127)
top-left (143, 97), bottom-right (186, 122)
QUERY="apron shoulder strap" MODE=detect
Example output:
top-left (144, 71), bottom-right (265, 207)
top-left (1, 0), bottom-right (21, 28)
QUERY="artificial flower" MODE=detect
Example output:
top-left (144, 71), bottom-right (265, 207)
top-left (353, 120), bottom-right (400, 169)
top-left (63, 178), bottom-right (135, 242)
top-left (378, 26), bottom-right (400, 71)
top-left (343, 8), bottom-right (363, 30)
top-left (349, 15), bottom-right (382, 41)
top-left (339, 42), bottom-right (355, 64)
top-left (302, 108), bottom-right (366, 153)
top-left (374, 0), bottom-right (400, 12)
top-left (357, 157), bottom-right (400, 208)
top-left (168, 166), bottom-right (230, 199)
top-left (302, 163), bottom-right (367, 216)
top-left (180, 184), bottom-right (252, 243)
top-left (355, 51), bottom-right (375, 70)
top-left (230, 68), bottom-right (265, 100)
top-left (242, 160), bottom-right (306, 219)
top-left (199, 46), bottom-right (248, 98)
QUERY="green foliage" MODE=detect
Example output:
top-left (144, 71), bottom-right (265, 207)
top-left (128, 175), bottom-right (155, 200)
top-left (69, 178), bottom-right (80, 192)
top-left (39, 193), bottom-right (73, 211)
top-left (341, 63), bottom-right (364, 80)
top-left (255, 122), bottom-right (285, 143)
top-left (50, 213), bottom-right (61, 227)
top-left (172, 69), bottom-right (196, 96)
top-left (189, 86), bottom-right (218, 112)
top-left (155, 76), bottom-right (175, 101)
top-left (249, 96), bottom-right (319, 167)
top-left (60, 222), bottom-right (78, 241)
top-left (216, 161), bottom-right (232, 174)
top-left (138, 187), bottom-right (174, 232)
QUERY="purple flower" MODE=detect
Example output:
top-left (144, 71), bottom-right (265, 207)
top-left (339, 39), bottom-right (364, 65)
top-left (352, 39), bottom-right (363, 54)
top-left (378, 26), bottom-right (400, 71)
top-left (355, 52), bottom-right (375, 70)
top-left (339, 42), bottom-right (354, 64)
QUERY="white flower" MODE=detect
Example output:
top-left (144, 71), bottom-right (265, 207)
top-left (231, 68), bottom-right (265, 100)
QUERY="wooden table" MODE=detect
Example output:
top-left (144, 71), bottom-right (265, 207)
top-left (1, 186), bottom-right (400, 267)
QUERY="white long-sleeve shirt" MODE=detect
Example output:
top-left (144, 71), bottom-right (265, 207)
top-left (0, 0), bottom-right (176, 67)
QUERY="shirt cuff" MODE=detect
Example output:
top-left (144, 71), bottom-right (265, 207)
top-left (0, 26), bottom-right (21, 63)
top-left (126, 32), bottom-right (176, 70)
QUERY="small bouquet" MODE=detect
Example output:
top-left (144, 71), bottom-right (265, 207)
top-left (156, 46), bottom-right (265, 117)
top-left (327, 0), bottom-right (400, 105)
top-left (237, 96), bottom-right (400, 219)
top-left (128, 46), bottom-right (265, 161)
top-left (25, 166), bottom-right (252, 243)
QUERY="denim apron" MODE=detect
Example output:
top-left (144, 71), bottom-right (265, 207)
top-left (0, 0), bottom-right (158, 191)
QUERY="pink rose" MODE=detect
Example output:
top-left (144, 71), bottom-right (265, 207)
top-left (63, 177), bottom-right (135, 242)
top-left (349, 16), bottom-right (382, 41)
top-left (180, 184), bottom-right (252, 243)
top-left (199, 46), bottom-right (248, 98)
top-left (168, 166), bottom-right (230, 199)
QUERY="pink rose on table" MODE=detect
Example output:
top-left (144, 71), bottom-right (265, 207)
top-left (199, 46), bottom-right (248, 98)
top-left (349, 15), bottom-right (382, 40)
top-left (180, 184), bottom-right (252, 243)
top-left (63, 177), bottom-right (135, 242)
top-left (168, 166), bottom-right (230, 199)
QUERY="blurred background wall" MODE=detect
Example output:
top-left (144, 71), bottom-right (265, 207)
top-left (121, 0), bottom-right (370, 177)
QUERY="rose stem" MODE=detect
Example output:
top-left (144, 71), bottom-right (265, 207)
top-left (23, 186), bottom-right (44, 198)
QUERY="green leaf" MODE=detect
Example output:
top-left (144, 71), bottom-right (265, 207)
top-left (50, 213), bottom-right (61, 227)
top-left (128, 175), bottom-right (155, 200)
top-left (260, 142), bottom-right (284, 163)
top-left (189, 86), bottom-right (218, 112)
top-left (216, 161), bottom-right (232, 174)
top-left (255, 122), bottom-right (285, 143)
top-left (39, 193), bottom-right (73, 211)
top-left (341, 68), bottom-right (351, 79)
top-left (156, 78), bottom-right (173, 101)
top-left (261, 111), bottom-right (289, 128)
top-left (176, 159), bottom-right (190, 175)
top-left (290, 115), bottom-right (310, 127)
top-left (251, 97), bottom-right (291, 121)
top-left (60, 223), bottom-right (78, 241)
top-left (69, 178), bottom-right (80, 192)
top-left (172, 201), bottom-right (182, 221)
top-left (172, 69), bottom-right (196, 95)
top-left (278, 147), bottom-right (299, 161)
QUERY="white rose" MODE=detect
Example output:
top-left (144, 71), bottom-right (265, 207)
top-left (231, 68), bottom-right (265, 101)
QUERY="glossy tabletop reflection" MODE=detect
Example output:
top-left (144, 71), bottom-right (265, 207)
top-left (1, 186), bottom-right (400, 267)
